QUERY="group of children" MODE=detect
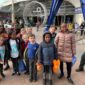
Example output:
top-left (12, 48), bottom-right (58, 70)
top-left (1, 23), bottom-right (84, 85)
top-left (0, 25), bottom-right (58, 85)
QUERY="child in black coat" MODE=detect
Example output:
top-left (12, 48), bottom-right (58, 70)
top-left (76, 52), bottom-right (85, 72)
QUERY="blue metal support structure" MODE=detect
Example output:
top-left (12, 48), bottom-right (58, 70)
top-left (45, 0), bottom-right (63, 31)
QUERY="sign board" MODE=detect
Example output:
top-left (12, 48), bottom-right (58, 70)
top-left (75, 7), bottom-right (82, 14)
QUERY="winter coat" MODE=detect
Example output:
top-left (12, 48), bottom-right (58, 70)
top-left (20, 40), bottom-right (28, 58)
top-left (27, 42), bottom-right (39, 60)
top-left (38, 31), bottom-right (57, 65)
top-left (51, 32), bottom-right (56, 43)
top-left (5, 38), bottom-right (20, 59)
top-left (0, 46), bottom-right (5, 64)
top-left (38, 41), bottom-right (57, 65)
top-left (55, 32), bottom-right (76, 62)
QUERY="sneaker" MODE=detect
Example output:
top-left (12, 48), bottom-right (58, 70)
top-left (24, 71), bottom-right (29, 75)
top-left (4, 66), bottom-right (10, 71)
top-left (17, 72), bottom-right (21, 76)
top-left (67, 77), bottom-right (74, 84)
top-left (12, 72), bottom-right (16, 76)
top-left (34, 79), bottom-right (37, 82)
top-left (29, 79), bottom-right (33, 82)
top-left (43, 79), bottom-right (46, 85)
top-left (76, 68), bottom-right (84, 72)
top-left (58, 74), bottom-right (64, 79)
top-left (49, 80), bottom-right (53, 85)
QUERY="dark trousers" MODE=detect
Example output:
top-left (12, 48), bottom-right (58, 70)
top-left (60, 61), bottom-right (72, 78)
top-left (25, 56), bottom-right (29, 74)
top-left (11, 58), bottom-right (19, 73)
top-left (0, 64), bottom-right (3, 74)
top-left (29, 59), bottom-right (37, 81)
top-left (43, 65), bottom-right (52, 85)
top-left (81, 29), bottom-right (84, 36)
top-left (79, 52), bottom-right (85, 70)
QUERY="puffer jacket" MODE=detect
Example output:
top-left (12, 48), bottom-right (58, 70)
top-left (38, 42), bottom-right (57, 65)
top-left (38, 31), bottom-right (57, 65)
top-left (54, 32), bottom-right (76, 62)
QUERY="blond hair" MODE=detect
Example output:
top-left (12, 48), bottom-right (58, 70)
top-left (22, 34), bottom-right (28, 40)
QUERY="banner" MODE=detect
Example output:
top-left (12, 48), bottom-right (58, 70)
top-left (45, 0), bottom-right (63, 31)
top-left (80, 0), bottom-right (85, 20)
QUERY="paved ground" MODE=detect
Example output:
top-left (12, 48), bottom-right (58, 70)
top-left (0, 27), bottom-right (85, 85)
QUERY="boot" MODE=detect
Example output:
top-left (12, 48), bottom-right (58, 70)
top-left (43, 79), bottom-right (47, 85)
top-left (49, 80), bottom-right (53, 85)
top-left (58, 73), bottom-right (64, 79)
top-left (76, 68), bottom-right (84, 72)
top-left (0, 64), bottom-right (5, 78)
top-left (67, 77), bottom-right (74, 84)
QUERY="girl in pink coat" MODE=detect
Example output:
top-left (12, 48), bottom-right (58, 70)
top-left (55, 23), bottom-right (76, 84)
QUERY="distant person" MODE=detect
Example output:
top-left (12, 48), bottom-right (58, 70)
top-left (76, 52), bottom-right (85, 72)
top-left (67, 22), bottom-right (74, 32)
top-left (19, 19), bottom-right (24, 28)
top-left (36, 21), bottom-right (40, 31)
top-left (74, 22), bottom-right (79, 33)
top-left (80, 22), bottom-right (85, 36)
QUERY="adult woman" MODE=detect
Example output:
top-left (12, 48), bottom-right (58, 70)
top-left (55, 23), bottom-right (76, 84)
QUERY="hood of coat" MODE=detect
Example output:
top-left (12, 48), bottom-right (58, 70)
top-left (43, 31), bottom-right (52, 42)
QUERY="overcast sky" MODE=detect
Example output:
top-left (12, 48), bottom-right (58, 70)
top-left (0, 0), bottom-right (7, 4)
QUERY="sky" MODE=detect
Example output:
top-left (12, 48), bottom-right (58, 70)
top-left (0, 0), bottom-right (7, 4)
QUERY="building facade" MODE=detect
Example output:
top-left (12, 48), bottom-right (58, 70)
top-left (0, 0), bottom-right (84, 25)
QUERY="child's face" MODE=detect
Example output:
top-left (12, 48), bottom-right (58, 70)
top-left (26, 28), bottom-right (32, 34)
top-left (49, 27), bottom-right (56, 34)
top-left (22, 35), bottom-right (28, 43)
top-left (20, 29), bottom-right (26, 35)
top-left (45, 34), bottom-right (51, 43)
top-left (61, 24), bottom-right (67, 32)
top-left (29, 36), bottom-right (35, 43)
top-left (0, 38), bottom-right (4, 46)
top-left (11, 33), bottom-right (16, 39)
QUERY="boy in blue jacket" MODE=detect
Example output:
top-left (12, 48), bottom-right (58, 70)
top-left (38, 31), bottom-right (57, 85)
top-left (27, 34), bottom-right (39, 82)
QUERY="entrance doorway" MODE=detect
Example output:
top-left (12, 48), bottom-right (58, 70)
top-left (55, 15), bottom-right (74, 26)
top-left (55, 1), bottom-right (75, 26)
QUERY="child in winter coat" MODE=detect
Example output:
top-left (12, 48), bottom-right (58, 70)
top-left (27, 34), bottom-right (39, 82)
top-left (49, 25), bottom-right (57, 43)
top-left (8, 32), bottom-right (20, 76)
top-left (54, 23), bottom-right (76, 84)
top-left (21, 34), bottom-right (29, 74)
top-left (38, 31), bottom-right (57, 85)
top-left (0, 36), bottom-right (5, 78)
top-left (22, 27), bottom-right (33, 74)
